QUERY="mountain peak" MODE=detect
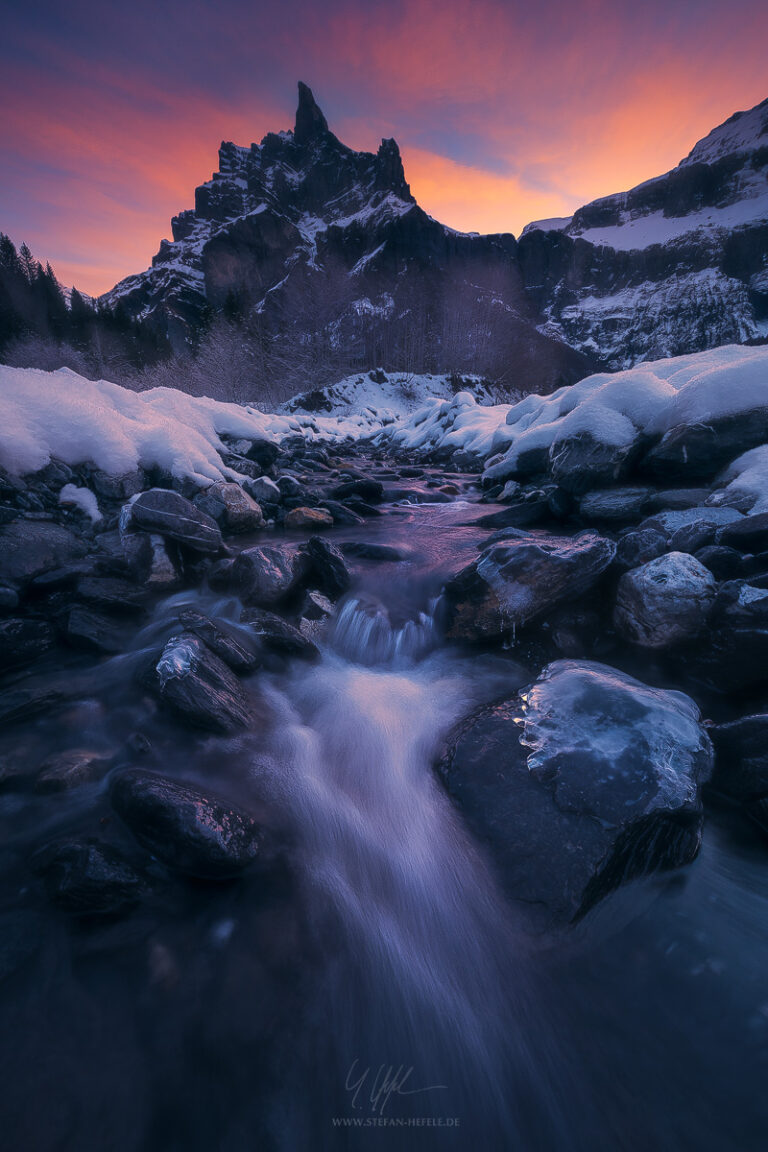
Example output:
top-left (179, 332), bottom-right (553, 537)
top-left (295, 81), bottom-right (330, 146)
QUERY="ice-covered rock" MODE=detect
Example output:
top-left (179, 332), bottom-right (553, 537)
top-left (614, 552), bottom-right (717, 648)
top-left (436, 659), bottom-right (713, 924)
top-left (442, 530), bottom-right (616, 641)
top-left (146, 634), bottom-right (252, 732)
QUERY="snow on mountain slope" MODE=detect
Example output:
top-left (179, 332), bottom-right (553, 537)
top-left (282, 369), bottom-right (496, 421)
top-left (518, 97), bottom-right (768, 369)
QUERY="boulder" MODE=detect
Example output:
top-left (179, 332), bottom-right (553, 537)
top-left (693, 545), bottom-right (748, 581)
top-left (717, 511), bottom-right (768, 554)
top-left (76, 576), bottom-right (149, 614)
top-left (614, 528), bottom-right (668, 571)
top-left (35, 750), bottom-right (111, 793)
top-left (0, 618), bottom-right (56, 673)
top-left (549, 432), bottom-right (636, 495)
top-left (579, 487), bottom-right (653, 523)
top-left (246, 476), bottom-right (282, 506)
top-left (614, 552), bottom-right (716, 648)
top-left (297, 536), bottom-right (351, 600)
top-left (147, 634), bottom-right (252, 732)
top-left (245, 438), bottom-right (279, 470)
top-left (436, 660), bottom-right (712, 925)
top-left (38, 838), bottom-right (148, 916)
top-left (127, 489), bottom-right (223, 554)
top-left (442, 529), bottom-right (616, 642)
top-left (709, 715), bottom-right (768, 800)
top-left (331, 478), bottom-right (384, 503)
top-left (195, 481), bottom-right (264, 533)
top-left (240, 607), bottom-right (320, 660)
top-left (0, 521), bottom-right (88, 589)
top-left (284, 507), bottom-right (334, 530)
top-left (63, 606), bottom-right (129, 654)
top-left (111, 770), bottom-right (262, 879)
top-left (642, 409), bottom-right (768, 482)
top-left (319, 499), bottom-right (366, 526)
top-left (232, 544), bottom-right (304, 607)
top-left (177, 609), bottom-right (260, 672)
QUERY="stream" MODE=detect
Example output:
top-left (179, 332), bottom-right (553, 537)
top-left (1, 490), bottom-right (767, 1151)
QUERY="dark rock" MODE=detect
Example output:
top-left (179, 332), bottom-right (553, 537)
top-left (0, 520), bottom-right (88, 589)
top-left (177, 608), bottom-right (260, 672)
top-left (343, 499), bottom-right (383, 518)
top-left (668, 522), bottom-right (716, 554)
top-left (90, 469), bottom-right (145, 501)
top-left (341, 542), bottom-right (405, 562)
top-left (38, 838), bottom-right (148, 915)
top-left (319, 499), bottom-right (365, 525)
top-left (0, 584), bottom-right (19, 611)
top-left (615, 528), bottom-right (668, 571)
top-left (717, 511), bottom-right (768, 554)
top-left (614, 552), bottom-right (716, 648)
top-left (128, 489), bottom-right (223, 554)
top-left (694, 545), bottom-right (747, 581)
top-left (709, 715), bottom-right (768, 800)
top-left (245, 476), bottom-right (282, 506)
top-left (472, 496), bottom-right (551, 530)
top-left (643, 410), bottom-right (768, 482)
top-left (63, 606), bottom-right (128, 654)
top-left (443, 530), bottom-right (616, 642)
top-left (284, 506), bottom-right (333, 529)
top-left (649, 488), bottom-right (714, 511)
top-left (0, 618), bottom-right (56, 673)
top-left (35, 750), bottom-right (111, 793)
top-left (194, 481), bottom-right (264, 533)
top-left (245, 439), bottom-right (279, 470)
top-left (240, 607), bottom-right (320, 660)
top-left (436, 660), bottom-right (712, 925)
top-left (0, 684), bottom-right (65, 726)
top-left (276, 475), bottom-right (304, 500)
top-left (549, 432), bottom-right (636, 495)
top-left (746, 796), bottom-right (768, 841)
top-left (579, 486), bottom-right (653, 523)
top-left (331, 478), bottom-right (384, 503)
top-left (297, 536), bottom-right (351, 600)
top-left (76, 576), bottom-right (149, 614)
top-left (232, 544), bottom-right (304, 607)
top-left (111, 770), bottom-right (262, 879)
top-left (147, 634), bottom-right (251, 732)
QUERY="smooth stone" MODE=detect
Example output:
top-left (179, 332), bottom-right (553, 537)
top-left (319, 499), bottom-right (365, 526)
top-left (246, 476), bottom-right (282, 506)
top-left (331, 478), bottom-right (384, 503)
top-left (717, 512), bottom-right (768, 554)
top-left (284, 507), bottom-right (334, 529)
top-left (579, 486), bottom-right (653, 523)
top-left (0, 520), bottom-right (88, 588)
top-left (111, 770), bottom-right (262, 879)
top-left (614, 528), bottom-right (669, 571)
top-left (127, 489), bottom-right (223, 554)
top-left (614, 552), bottom-right (716, 649)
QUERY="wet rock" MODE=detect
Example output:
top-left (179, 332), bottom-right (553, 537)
top-left (63, 606), bottom-right (128, 654)
top-left (0, 683), bottom-right (65, 726)
top-left (472, 494), bottom-right (551, 530)
top-left (147, 634), bottom-right (251, 732)
top-left (643, 410), bottom-right (768, 482)
top-left (694, 545), bottom-right (748, 581)
top-left (177, 609), bottom-right (260, 672)
top-left (549, 432), bottom-right (636, 495)
top-left (90, 468), bottom-right (145, 502)
top-left (245, 439), bottom-right (279, 470)
top-left (0, 618), bottom-right (56, 673)
top-left (331, 478), bottom-right (384, 503)
top-left (76, 576), bottom-right (149, 614)
top-left (301, 590), bottom-right (334, 622)
top-left (343, 499), bottom-right (383, 518)
top-left (246, 476), bottom-right (282, 506)
top-left (0, 520), bottom-right (88, 589)
top-left (111, 770), bottom-right (262, 879)
top-left (436, 660), bottom-right (712, 925)
top-left (579, 487), bottom-right (653, 523)
top-left (127, 489), bottom-right (223, 554)
top-left (443, 530), bottom-right (615, 642)
top-left (284, 506), bottom-right (334, 529)
top-left (615, 528), bottom-right (668, 571)
top-left (319, 499), bottom-right (365, 526)
top-left (668, 521), bottom-right (717, 555)
top-left (38, 838), bottom-right (149, 915)
top-left (35, 750), bottom-right (111, 794)
top-left (746, 796), bottom-right (768, 842)
top-left (275, 475), bottom-right (304, 500)
top-left (0, 585), bottom-right (19, 611)
top-left (297, 536), bottom-right (351, 600)
top-left (649, 488), bottom-right (714, 512)
top-left (709, 715), bottom-right (768, 800)
top-left (717, 511), bottom-right (768, 554)
top-left (341, 542), bottom-right (405, 562)
top-left (232, 544), bottom-right (304, 607)
top-left (195, 482), bottom-right (264, 533)
top-left (614, 552), bottom-right (716, 649)
top-left (240, 607), bottom-right (320, 660)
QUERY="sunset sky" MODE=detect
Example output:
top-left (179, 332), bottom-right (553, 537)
top-left (2, 0), bottom-right (767, 296)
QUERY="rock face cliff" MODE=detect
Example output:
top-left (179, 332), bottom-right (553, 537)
top-left (519, 98), bottom-right (768, 368)
top-left (102, 83), bottom-right (586, 392)
top-left (103, 86), bottom-right (768, 386)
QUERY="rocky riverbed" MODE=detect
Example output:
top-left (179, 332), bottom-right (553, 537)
top-left (1, 427), bottom-right (768, 1150)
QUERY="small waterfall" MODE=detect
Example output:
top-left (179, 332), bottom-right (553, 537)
top-left (329, 596), bottom-right (439, 666)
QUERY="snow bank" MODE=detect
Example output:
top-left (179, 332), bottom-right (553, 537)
top-left (378, 391), bottom-right (513, 458)
top-left (0, 365), bottom-right (374, 484)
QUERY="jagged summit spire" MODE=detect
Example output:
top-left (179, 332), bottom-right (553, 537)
top-left (294, 82), bottom-right (329, 146)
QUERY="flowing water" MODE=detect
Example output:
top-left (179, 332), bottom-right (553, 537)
top-left (1, 497), bottom-right (767, 1151)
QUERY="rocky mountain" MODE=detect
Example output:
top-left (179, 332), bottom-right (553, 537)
top-left (103, 86), bottom-right (768, 388)
top-left (102, 83), bottom-right (586, 393)
top-left (519, 97), bottom-right (768, 368)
